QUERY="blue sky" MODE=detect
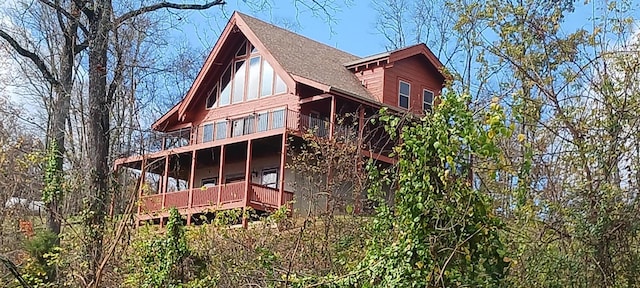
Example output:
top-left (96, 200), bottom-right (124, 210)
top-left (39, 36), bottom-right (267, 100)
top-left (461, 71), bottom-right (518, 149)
top-left (168, 1), bottom-right (384, 58)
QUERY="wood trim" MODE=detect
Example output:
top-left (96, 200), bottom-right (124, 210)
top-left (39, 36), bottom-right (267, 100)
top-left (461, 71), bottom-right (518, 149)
top-left (186, 150), bottom-right (196, 225)
top-left (136, 157), bottom-right (147, 227)
top-left (217, 145), bottom-right (225, 207)
top-left (176, 15), bottom-right (239, 119)
top-left (277, 132), bottom-right (287, 206)
top-left (299, 93), bottom-right (332, 105)
top-left (329, 96), bottom-right (336, 139)
top-left (242, 139), bottom-right (253, 228)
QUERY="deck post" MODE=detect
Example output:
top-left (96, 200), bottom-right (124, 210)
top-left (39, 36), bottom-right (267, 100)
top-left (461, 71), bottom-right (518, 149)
top-left (356, 106), bottom-right (365, 214)
top-left (161, 155), bottom-right (169, 227)
top-left (187, 150), bottom-right (196, 225)
top-left (136, 157), bottom-right (147, 227)
top-left (243, 139), bottom-right (253, 228)
top-left (329, 95), bottom-right (336, 139)
top-left (217, 145), bottom-right (225, 208)
top-left (278, 132), bottom-right (287, 207)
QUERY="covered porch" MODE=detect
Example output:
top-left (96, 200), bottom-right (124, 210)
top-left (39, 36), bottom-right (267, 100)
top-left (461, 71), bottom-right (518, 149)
top-left (120, 135), bottom-right (292, 225)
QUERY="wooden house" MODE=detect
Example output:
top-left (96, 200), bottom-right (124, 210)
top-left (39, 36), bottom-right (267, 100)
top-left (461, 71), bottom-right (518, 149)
top-left (114, 11), bottom-right (447, 225)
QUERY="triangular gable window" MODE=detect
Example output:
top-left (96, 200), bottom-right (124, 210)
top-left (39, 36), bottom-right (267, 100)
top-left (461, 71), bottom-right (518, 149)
top-left (235, 40), bottom-right (247, 57)
top-left (205, 39), bottom-right (288, 109)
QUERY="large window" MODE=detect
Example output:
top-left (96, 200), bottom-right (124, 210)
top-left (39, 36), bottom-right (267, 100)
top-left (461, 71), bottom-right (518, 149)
top-left (272, 109), bottom-right (285, 129)
top-left (206, 85), bottom-right (217, 109)
top-left (232, 60), bottom-right (246, 103)
top-left (423, 89), bottom-right (434, 112)
top-left (202, 123), bottom-right (214, 142)
top-left (257, 112), bottom-right (269, 132)
top-left (205, 40), bottom-right (288, 108)
top-left (399, 80), bottom-right (410, 109)
top-left (215, 121), bottom-right (227, 140)
top-left (261, 60), bottom-right (274, 97)
top-left (247, 56), bottom-right (261, 100)
top-left (219, 65), bottom-right (232, 106)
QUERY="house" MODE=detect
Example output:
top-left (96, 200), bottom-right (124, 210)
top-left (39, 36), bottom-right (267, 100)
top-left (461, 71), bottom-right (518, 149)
top-left (114, 11), bottom-right (447, 225)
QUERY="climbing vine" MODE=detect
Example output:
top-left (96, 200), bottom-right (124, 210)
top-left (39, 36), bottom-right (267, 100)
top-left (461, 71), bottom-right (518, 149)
top-left (336, 91), bottom-right (512, 287)
top-left (42, 141), bottom-right (62, 206)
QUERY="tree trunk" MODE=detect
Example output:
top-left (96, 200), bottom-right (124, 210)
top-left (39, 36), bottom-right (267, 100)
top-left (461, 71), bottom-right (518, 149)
top-left (85, 0), bottom-right (112, 286)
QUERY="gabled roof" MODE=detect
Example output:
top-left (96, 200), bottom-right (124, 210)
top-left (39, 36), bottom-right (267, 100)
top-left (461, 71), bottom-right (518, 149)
top-left (152, 12), bottom-right (447, 130)
top-left (345, 43), bottom-right (448, 81)
top-left (237, 12), bottom-right (375, 101)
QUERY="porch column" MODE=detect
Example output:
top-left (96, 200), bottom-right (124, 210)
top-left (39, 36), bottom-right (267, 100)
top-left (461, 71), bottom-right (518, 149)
top-left (217, 145), bottom-right (225, 207)
top-left (161, 154), bottom-right (169, 227)
top-left (356, 106), bottom-right (365, 214)
top-left (278, 132), bottom-right (287, 207)
top-left (242, 139), bottom-right (253, 228)
top-left (136, 157), bottom-right (147, 227)
top-left (329, 95), bottom-right (336, 139)
top-left (187, 150), bottom-right (196, 225)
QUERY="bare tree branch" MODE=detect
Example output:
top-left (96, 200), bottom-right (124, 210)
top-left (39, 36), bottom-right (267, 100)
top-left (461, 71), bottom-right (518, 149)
top-left (115, 0), bottom-right (225, 26)
top-left (38, 0), bottom-right (90, 36)
top-left (0, 29), bottom-right (61, 88)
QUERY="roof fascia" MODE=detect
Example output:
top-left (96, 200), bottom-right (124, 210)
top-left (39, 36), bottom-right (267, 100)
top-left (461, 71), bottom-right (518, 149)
top-left (388, 44), bottom-right (448, 81)
top-left (151, 101), bottom-right (180, 130)
top-left (175, 12), bottom-right (240, 120)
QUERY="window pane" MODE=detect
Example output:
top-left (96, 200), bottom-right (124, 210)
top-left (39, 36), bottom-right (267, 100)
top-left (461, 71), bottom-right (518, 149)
top-left (232, 60), bottom-right (246, 103)
top-left (257, 112), bottom-right (268, 132)
top-left (274, 74), bottom-right (286, 94)
top-left (219, 65), bottom-right (231, 106)
top-left (261, 60), bottom-right (274, 97)
top-left (250, 44), bottom-right (258, 53)
top-left (261, 168), bottom-right (278, 188)
top-left (272, 109), bottom-right (285, 129)
top-left (247, 57), bottom-right (260, 100)
top-left (215, 121), bottom-right (227, 140)
top-left (232, 119), bottom-right (244, 137)
top-left (206, 85), bottom-right (217, 109)
top-left (243, 116), bottom-right (254, 135)
top-left (399, 81), bottom-right (410, 95)
top-left (399, 95), bottom-right (409, 109)
top-left (235, 41), bottom-right (246, 57)
top-left (203, 124), bottom-right (213, 142)
top-left (423, 90), bottom-right (434, 111)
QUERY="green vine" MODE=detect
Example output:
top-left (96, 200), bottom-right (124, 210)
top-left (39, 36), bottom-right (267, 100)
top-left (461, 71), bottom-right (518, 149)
top-left (42, 141), bottom-right (63, 205)
top-left (336, 91), bottom-right (511, 287)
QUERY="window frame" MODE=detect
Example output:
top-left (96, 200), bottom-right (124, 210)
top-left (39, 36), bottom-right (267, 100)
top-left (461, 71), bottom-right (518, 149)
top-left (204, 40), bottom-right (289, 109)
top-left (202, 122), bottom-right (214, 143)
top-left (398, 80), bottom-right (411, 109)
top-left (422, 89), bottom-right (434, 113)
top-left (261, 167), bottom-right (279, 189)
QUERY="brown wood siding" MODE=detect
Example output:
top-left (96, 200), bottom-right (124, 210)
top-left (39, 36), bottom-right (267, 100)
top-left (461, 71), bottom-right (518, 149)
top-left (382, 55), bottom-right (444, 114)
top-left (354, 66), bottom-right (384, 103)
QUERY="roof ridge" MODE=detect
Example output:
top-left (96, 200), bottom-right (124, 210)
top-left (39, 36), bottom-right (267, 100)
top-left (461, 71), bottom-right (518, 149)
top-left (234, 11), bottom-right (360, 59)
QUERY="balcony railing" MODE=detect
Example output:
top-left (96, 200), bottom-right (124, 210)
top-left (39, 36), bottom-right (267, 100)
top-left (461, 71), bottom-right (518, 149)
top-left (139, 181), bottom-right (294, 215)
top-left (125, 109), bottom-right (366, 157)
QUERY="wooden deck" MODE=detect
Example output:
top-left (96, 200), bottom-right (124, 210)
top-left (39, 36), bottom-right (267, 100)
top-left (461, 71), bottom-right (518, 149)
top-left (137, 181), bottom-right (294, 221)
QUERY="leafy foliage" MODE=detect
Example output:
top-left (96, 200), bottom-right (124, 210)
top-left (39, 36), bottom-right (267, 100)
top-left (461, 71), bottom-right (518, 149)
top-left (126, 208), bottom-right (199, 288)
top-left (342, 92), bottom-right (511, 287)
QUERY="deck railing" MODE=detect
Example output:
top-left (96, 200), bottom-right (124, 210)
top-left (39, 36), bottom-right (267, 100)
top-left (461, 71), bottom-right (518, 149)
top-left (126, 109), bottom-right (367, 157)
top-left (139, 181), bottom-right (294, 214)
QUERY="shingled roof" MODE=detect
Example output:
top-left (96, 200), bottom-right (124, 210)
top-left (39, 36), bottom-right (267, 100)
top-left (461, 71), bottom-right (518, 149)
top-left (236, 12), bottom-right (376, 101)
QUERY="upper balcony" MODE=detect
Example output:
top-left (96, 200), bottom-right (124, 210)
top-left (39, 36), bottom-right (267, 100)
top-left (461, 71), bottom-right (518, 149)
top-left (119, 109), bottom-right (367, 157)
